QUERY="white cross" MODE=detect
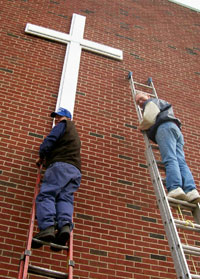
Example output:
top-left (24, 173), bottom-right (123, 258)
top-left (25, 13), bottom-right (123, 118)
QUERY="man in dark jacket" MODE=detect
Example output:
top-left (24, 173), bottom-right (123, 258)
top-left (32, 107), bottom-right (81, 250)
top-left (135, 92), bottom-right (200, 203)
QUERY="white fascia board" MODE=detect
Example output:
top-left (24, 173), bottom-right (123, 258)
top-left (168, 0), bottom-right (200, 12)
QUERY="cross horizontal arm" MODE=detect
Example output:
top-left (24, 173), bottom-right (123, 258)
top-left (25, 23), bottom-right (72, 44)
top-left (81, 39), bottom-right (123, 60)
top-left (25, 23), bottom-right (123, 60)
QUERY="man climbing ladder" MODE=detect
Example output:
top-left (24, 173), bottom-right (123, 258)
top-left (135, 91), bottom-right (200, 203)
top-left (32, 107), bottom-right (82, 250)
top-left (18, 106), bottom-right (81, 279)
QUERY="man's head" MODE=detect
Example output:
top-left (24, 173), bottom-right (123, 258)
top-left (135, 92), bottom-right (150, 108)
top-left (51, 107), bottom-right (72, 119)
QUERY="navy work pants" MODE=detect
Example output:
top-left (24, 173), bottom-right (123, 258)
top-left (36, 162), bottom-right (81, 231)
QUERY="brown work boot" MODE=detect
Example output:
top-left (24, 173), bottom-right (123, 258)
top-left (32, 225), bottom-right (55, 249)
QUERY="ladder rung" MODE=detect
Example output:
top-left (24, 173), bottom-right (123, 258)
top-left (32, 238), bottom-right (69, 250)
top-left (134, 81), bottom-right (153, 89)
top-left (182, 244), bottom-right (200, 256)
top-left (167, 197), bottom-right (197, 208)
top-left (191, 275), bottom-right (200, 279)
top-left (156, 160), bottom-right (163, 165)
top-left (28, 264), bottom-right (68, 278)
top-left (174, 219), bottom-right (200, 232)
top-left (161, 178), bottom-right (166, 186)
top-left (151, 145), bottom-right (159, 150)
top-left (156, 160), bottom-right (165, 170)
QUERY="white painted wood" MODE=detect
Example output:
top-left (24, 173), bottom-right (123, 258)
top-left (168, 0), bottom-right (200, 12)
top-left (25, 13), bottom-right (123, 118)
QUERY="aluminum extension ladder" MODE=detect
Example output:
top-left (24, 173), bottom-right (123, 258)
top-left (18, 165), bottom-right (74, 279)
top-left (128, 71), bottom-right (200, 279)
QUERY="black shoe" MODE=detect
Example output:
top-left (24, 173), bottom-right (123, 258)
top-left (50, 225), bottom-right (70, 252)
top-left (32, 225), bottom-right (55, 249)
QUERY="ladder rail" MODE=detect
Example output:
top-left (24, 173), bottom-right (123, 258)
top-left (145, 145), bottom-right (190, 278)
top-left (68, 228), bottom-right (74, 279)
top-left (147, 77), bottom-right (158, 99)
top-left (18, 165), bottom-right (42, 279)
top-left (129, 73), bottom-right (143, 122)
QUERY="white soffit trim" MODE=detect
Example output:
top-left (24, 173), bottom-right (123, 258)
top-left (168, 0), bottom-right (200, 12)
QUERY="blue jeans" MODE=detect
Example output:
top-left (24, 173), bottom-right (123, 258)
top-left (36, 162), bottom-right (81, 231)
top-left (155, 122), bottom-right (196, 193)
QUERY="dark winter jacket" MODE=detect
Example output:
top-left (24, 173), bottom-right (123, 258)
top-left (39, 120), bottom-right (81, 171)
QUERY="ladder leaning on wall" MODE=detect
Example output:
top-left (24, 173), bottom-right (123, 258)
top-left (18, 165), bottom-right (74, 279)
top-left (128, 71), bottom-right (200, 279)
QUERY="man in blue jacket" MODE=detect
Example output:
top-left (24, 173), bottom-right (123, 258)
top-left (32, 107), bottom-right (81, 250)
top-left (135, 92), bottom-right (200, 203)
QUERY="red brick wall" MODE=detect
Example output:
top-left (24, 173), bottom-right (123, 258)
top-left (1, 0), bottom-right (200, 278)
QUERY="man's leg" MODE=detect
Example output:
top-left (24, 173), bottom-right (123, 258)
top-left (36, 165), bottom-right (58, 230)
top-left (56, 163), bottom-right (81, 228)
top-left (155, 122), bottom-right (183, 193)
top-left (53, 163), bottom-right (81, 248)
top-left (176, 132), bottom-right (200, 203)
top-left (32, 164), bottom-right (60, 248)
top-left (176, 132), bottom-right (196, 193)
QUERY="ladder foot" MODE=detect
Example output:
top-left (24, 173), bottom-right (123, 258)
top-left (147, 77), bottom-right (152, 85)
top-left (128, 71), bottom-right (132, 79)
